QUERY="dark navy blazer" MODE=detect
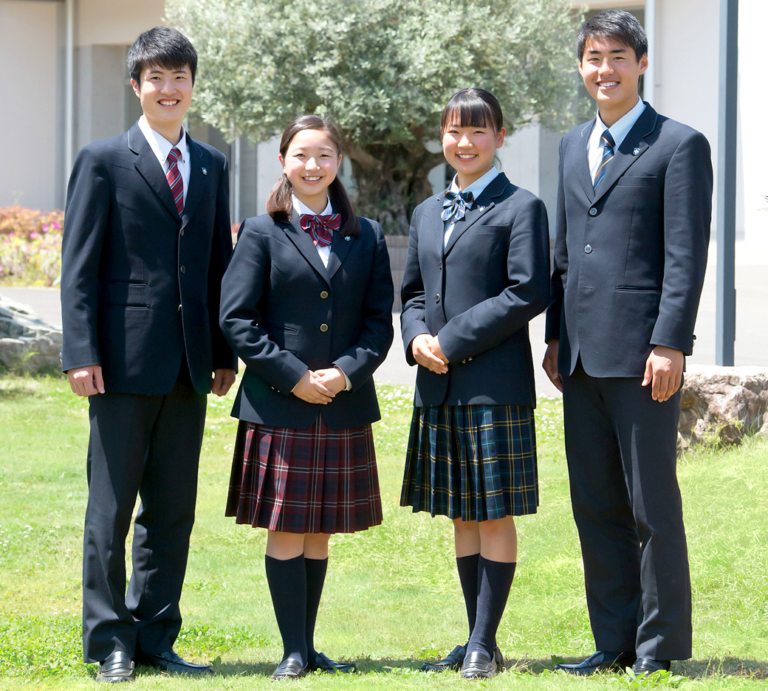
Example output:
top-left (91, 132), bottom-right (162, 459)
top-left (61, 122), bottom-right (237, 395)
top-left (545, 104), bottom-right (713, 377)
top-left (220, 212), bottom-right (394, 429)
top-left (400, 173), bottom-right (550, 408)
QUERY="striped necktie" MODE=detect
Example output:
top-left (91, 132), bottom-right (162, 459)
top-left (593, 130), bottom-right (616, 190)
top-left (166, 147), bottom-right (184, 215)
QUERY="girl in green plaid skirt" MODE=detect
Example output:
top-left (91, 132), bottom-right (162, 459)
top-left (399, 89), bottom-right (550, 679)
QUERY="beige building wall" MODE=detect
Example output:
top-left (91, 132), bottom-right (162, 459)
top-left (77, 0), bottom-right (164, 46)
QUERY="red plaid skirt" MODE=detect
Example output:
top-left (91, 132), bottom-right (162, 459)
top-left (225, 418), bottom-right (383, 534)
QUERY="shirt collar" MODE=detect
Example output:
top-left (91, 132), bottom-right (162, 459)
top-left (292, 194), bottom-right (333, 217)
top-left (138, 115), bottom-right (189, 165)
top-left (449, 165), bottom-right (500, 200)
top-left (591, 98), bottom-right (646, 151)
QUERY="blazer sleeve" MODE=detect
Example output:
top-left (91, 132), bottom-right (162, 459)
top-left (219, 221), bottom-right (308, 393)
top-left (332, 222), bottom-right (394, 390)
top-left (437, 196), bottom-right (551, 364)
top-left (60, 147), bottom-right (111, 372)
top-left (650, 131), bottom-right (713, 354)
top-left (207, 156), bottom-right (238, 372)
top-left (400, 205), bottom-right (431, 365)
top-left (545, 137), bottom-right (567, 342)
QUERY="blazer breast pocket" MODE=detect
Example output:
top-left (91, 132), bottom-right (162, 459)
top-left (616, 176), bottom-right (662, 188)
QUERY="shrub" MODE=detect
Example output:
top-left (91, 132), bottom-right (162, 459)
top-left (0, 207), bottom-right (64, 287)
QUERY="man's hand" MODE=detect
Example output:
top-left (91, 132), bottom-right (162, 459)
top-left (211, 368), bottom-right (237, 397)
top-left (314, 368), bottom-right (347, 395)
top-left (642, 345), bottom-right (684, 402)
top-left (542, 340), bottom-right (563, 392)
top-left (411, 334), bottom-right (449, 374)
top-left (67, 365), bottom-right (105, 397)
top-left (291, 369), bottom-right (335, 404)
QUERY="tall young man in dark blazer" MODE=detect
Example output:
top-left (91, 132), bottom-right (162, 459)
top-left (542, 11), bottom-right (712, 677)
top-left (61, 27), bottom-right (237, 682)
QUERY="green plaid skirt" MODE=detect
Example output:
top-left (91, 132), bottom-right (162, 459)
top-left (400, 404), bottom-right (539, 521)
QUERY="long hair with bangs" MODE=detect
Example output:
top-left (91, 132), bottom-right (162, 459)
top-left (440, 88), bottom-right (504, 134)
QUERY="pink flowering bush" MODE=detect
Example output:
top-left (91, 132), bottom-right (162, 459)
top-left (0, 207), bottom-right (64, 286)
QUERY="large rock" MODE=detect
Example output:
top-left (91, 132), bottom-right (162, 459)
top-left (0, 295), bottom-right (62, 373)
top-left (678, 365), bottom-right (768, 452)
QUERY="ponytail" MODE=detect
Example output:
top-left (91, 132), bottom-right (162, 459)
top-left (266, 173), bottom-right (293, 223)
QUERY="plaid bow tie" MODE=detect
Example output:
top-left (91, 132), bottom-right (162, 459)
top-left (300, 213), bottom-right (341, 248)
top-left (441, 190), bottom-right (474, 222)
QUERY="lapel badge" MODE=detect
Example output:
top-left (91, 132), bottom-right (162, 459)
top-left (344, 235), bottom-right (351, 242)
top-left (477, 206), bottom-right (485, 211)
top-left (201, 167), bottom-right (208, 175)
top-left (633, 148), bottom-right (641, 156)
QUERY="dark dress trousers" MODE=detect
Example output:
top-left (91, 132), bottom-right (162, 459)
top-left (401, 173), bottom-right (550, 407)
top-left (60, 122), bottom-right (237, 662)
top-left (546, 104), bottom-right (712, 660)
top-left (220, 212), bottom-right (394, 429)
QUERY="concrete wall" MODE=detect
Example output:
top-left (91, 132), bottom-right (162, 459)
top-left (77, 0), bottom-right (165, 46)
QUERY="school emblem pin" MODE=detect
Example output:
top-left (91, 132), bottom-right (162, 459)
top-left (345, 235), bottom-right (352, 242)
top-left (633, 148), bottom-right (641, 156)
top-left (202, 167), bottom-right (208, 175)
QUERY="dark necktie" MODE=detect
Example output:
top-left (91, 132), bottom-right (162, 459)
top-left (593, 130), bottom-right (616, 190)
top-left (300, 213), bottom-right (341, 248)
top-left (166, 147), bottom-right (184, 214)
top-left (441, 189), bottom-right (474, 222)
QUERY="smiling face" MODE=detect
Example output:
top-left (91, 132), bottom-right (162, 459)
top-left (578, 36), bottom-right (648, 127)
top-left (279, 128), bottom-right (341, 213)
top-left (441, 121), bottom-right (505, 190)
top-left (131, 64), bottom-right (193, 144)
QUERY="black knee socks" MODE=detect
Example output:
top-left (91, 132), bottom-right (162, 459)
top-left (265, 554), bottom-right (308, 664)
top-left (304, 557), bottom-right (328, 659)
top-left (456, 553), bottom-right (480, 641)
top-left (466, 557), bottom-right (516, 658)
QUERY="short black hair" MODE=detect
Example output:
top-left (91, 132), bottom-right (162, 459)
top-left (440, 88), bottom-right (503, 134)
top-left (577, 10), bottom-right (648, 62)
top-left (127, 27), bottom-right (197, 85)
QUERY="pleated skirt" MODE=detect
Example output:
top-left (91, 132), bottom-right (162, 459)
top-left (400, 404), bottom-right (539, 521)
top-left (226, 418), bottom-right (383, 534)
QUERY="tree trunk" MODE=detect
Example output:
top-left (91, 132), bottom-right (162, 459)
top-left (345, 142), bottom-right (444, 235)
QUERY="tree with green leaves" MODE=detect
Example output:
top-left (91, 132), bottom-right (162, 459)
top-left (168, 0), bottom-right (578, 234)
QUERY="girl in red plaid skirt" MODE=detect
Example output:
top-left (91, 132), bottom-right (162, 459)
top-left (400, 89), bottom-right (551, 679)
top-left (220, 115), bottom-right (394, 679)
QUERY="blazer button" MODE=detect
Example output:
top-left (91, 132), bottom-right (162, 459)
top-left (320, 324), bottom-right (329, 332)
top-left (438, 261), bottom-right (443, 270)
top-left (435, 294), bottom-right (440, 304)
top-left (589, 208), bottom-right (598, 216)
top-left (178, 304), bottom-right (182, 311)
top-left (180, 266), bottom-right (186, 273)
top-left (320, 291), bottom-right (329, 299)
top-left (584, 245), bottom-right (593, 254)
top-left (180, 229), bottom-right (185, 236)
top-left (462, 359), bottom-right (467, 364)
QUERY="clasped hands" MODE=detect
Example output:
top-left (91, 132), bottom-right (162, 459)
top-left (411, 334), bottom-right (449, 374)
top-left (292, 368), bottom-right (346, 404)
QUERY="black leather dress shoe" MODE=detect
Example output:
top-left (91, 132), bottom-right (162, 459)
top-left (421, 645), bottom-right (466, 672)
top-left (633, 658), bottom-right (671, 676)
top-left (460, 650), bottom-right (497, 679)
top-left (134, 650), bottom-right (212, 675)
top-left (96, 650), bottom-right (135, 683)
top-left (556, 651), bottom-right (636, 675)
top-left (308, 651), bottom-right (356, 673)
top-left (271, 655), bottom-right (308, 680)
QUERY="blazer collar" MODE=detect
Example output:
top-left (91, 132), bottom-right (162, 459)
top-left (442, 172), bottom-right (511, 256)
top-left (284, 212), bottom-right (331, 285)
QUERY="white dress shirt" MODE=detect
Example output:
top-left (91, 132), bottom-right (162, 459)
top-left (444, 165), bottom-right (500, 247)
top-left (138, 115), bottom-right (191, 206)
top-left (587, 98), bottom-right (646, 183)
top-left (290, 194), bottom-right (351, 391)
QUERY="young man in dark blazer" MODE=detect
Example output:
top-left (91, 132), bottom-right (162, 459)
top-left (542, 11), bottom-right (712, 677)
top-left (61, 27), bottom-right (237, 682)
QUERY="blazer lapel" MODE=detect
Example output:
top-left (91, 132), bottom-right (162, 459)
top-left (327, 226), bottom-right (353, 279)
top-left (284, 212), bottom-right (331, 285)
top-left (576, 120), bottom-right (597, 202)
top-left (180, 137), bottom-right (207, 229)
top-left (443, 174), bottom-right (511, 256)
top-left (593, 104), bottom-right (659, 205)
top-left (128, 123), bottom-right (180, 223)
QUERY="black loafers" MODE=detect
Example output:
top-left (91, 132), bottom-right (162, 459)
top-left (421, 644), bottom-right (466, 672)
top-left (96, 650), bottom-right (135, 683)
top-left (271, 655), bottom-right (308, 680)
top-left (134, 650), bottom-right (212, 675)
top-left (460, 650), bottom-right (497, 679)
top-left (308, 651), bottom-right (356, 673)
top-left (633, 658), bottom-right (671, 676)
top-left (556, 650), bottom-right (636, 675)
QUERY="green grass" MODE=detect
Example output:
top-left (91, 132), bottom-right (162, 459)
top-left (0, 374), bottom-right (767, 689)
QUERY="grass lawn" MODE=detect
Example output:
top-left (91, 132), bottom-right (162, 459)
top-left (0, 373), bottom-right (766, 690)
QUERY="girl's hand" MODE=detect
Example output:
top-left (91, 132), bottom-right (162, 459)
top-left (412, 334), bottom-right (449, 374)
top-left (427, 336), bottom-right (449, 365)
top-left (291, 370), bottom-right (335, 404)
top-left (313, 368), bottom-right (347, 395)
